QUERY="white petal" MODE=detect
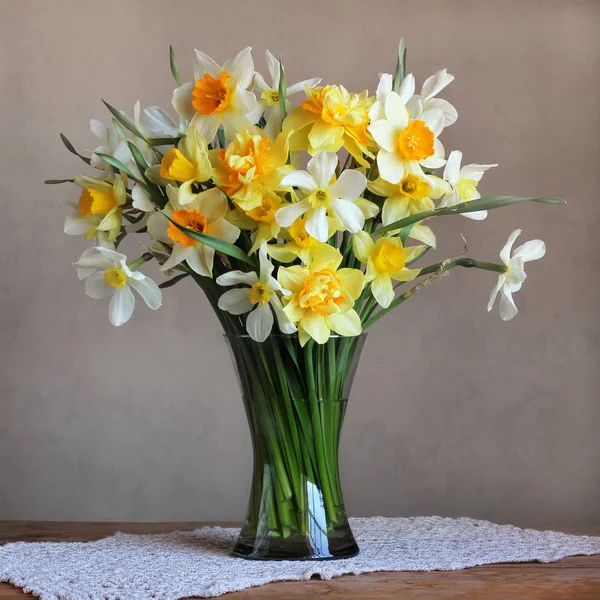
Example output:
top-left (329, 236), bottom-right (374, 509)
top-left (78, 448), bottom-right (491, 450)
top-left (421, 69), bottom-right (454, 100)
top-left (192, 113), bottom-right (221, 143)
top-left (367, 120), bottom-right (397, 152)
top-left (499, 288), bottom-right (518, 321)
top-left (329, 169), bottom-right (367, 201)
top-left (330, 198), bottom-right (365, 234)
top-left (425, 98), bottom-right (458, 127)
top-left (500, 229), bottom-right (522, 265)
top-left (287, 77), bottom-right (321, 95)
top-left (376, 72), bottom-right (393, 97)
top-left (172, 82), bottom-right (196, 121)
top-left (161, 243), bottom-right (192, 272)
top-left (90, 119), bottom-right (108, 142)
top-left (307, 151), bottom-right (338, 189)
top-left (420, 138), bottom-right (446, 169)
top-left (271, 295), bottom-right (297, 334)
top-left (397, 73), bottom-right (415, 105)
top-left (421, 108), bottom-right (445, 137)
top-left (194, 49), bottom-right (222, 79)
top-left (75, 247), bottom-right (125, 270)
top-left (76, 247), bottom-right (99, 280)
top-left (258, 243), bottom-right (274, 281)
top-left (305, 206), bottom-right (329, 242)
top-left (132, 184), bottom-right (155, 212)
top-left (141, 106), bottom-right (183, 137)
top-left (84, 272), bottom-right (112, 299)
top-left (275, 199), bottom-right (310, 227)
top-left (187, 245), bottom-right (215, 277)
top-left (264, 50), bottom-right (279, 85)
top-left (377, 150), bottom-right (405, 184)
top-left (461, 163), bottom-right (498, 182)
top-left (513, 239), bottom-right (546, 263)
top-left (109, 286), bottom-right (136, 326)
top-left (246, 303), bottom-right (273, 342)
top-left (218, 288), bottom-right (253, 315)
top-left (487, 276), bottom-right (505, 312)
top-left (216, 270), bottom-right (258, 287)
top-left (279, 170), bottom-right (317, 192)
top-left (384, 92), bottom-right (409, 126)
top-left (65, 213), bottom-right (95, 235)
top-left (223, 47), bottom-right (254, 89)
top-left (129, 276), bottom-right (162, 310)
top-left (462, 209), bottom-right (488, 221)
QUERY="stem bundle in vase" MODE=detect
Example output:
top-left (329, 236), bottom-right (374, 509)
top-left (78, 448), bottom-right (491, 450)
top-left (50, 37), bottom-right (564, 560)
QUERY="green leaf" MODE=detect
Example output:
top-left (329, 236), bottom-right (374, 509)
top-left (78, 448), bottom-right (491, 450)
top-left (399, 223), bottom-right (414, 244)
top-left (111, 118), bottom-right (129, 145)
top-left (278, 57), bottom-right (287, 121)
top-left (160, 211), bottom-right (257, 268)
top-left (169, 45), bottom-right (182, 86)
top-left (60, 133), bottom-right (91, 165)
top-left (91, 152), bottom-right (135, 178)
top-left (127, 141), bottom-right (149, 172)
top-left (376, 196), bottom-right (566, 237)
top-left (44, 178), bottom-right (74, 185)
top-left (102, 100), bottom-right (146, 141)
top-left (147, 136), bottom-right (182, 146)
top-left (392, 35), bottom-right (407, 92)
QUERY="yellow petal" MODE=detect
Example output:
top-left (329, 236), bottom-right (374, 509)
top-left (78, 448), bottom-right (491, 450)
top-left (308, 120), bottom-right (344, 153)
top-left (367, 177), bottom-right (397, 198)
top-left (326, 309), bottom-right (362, 337)
top-left (278, 265), bottom-right (308, 294)
top-left (390, 267), bottom-right (421, 282)
top-left (354, 198), bottom-right (380, 219)
top-left (371, 274), bottom-right (395, 308)
top-left (382, 196), bottom-right (410, 226)
top-left (309, 244), bottom-right (343, 273)
top-left (267, 130), bottom-right (291, 168)
top-left (300, 312), bottom-right (330, 344)
top-left (267, 242), bottom-right (300, 263)
top-left (409, 224), bottom-right (437, 249)
top-left (352, 230), bottom-right (374, 263)
top-left (403, 244), bottom-right (428, 264)
top-left (337, 268), bottom-right (365, 300)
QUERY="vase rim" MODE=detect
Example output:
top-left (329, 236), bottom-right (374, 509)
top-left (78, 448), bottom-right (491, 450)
top-left (223, 333), bottom-right (368, 340)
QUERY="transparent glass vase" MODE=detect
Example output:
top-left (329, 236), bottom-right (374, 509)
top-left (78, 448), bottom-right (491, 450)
top-left (225, 333), bottom-right (366, 560)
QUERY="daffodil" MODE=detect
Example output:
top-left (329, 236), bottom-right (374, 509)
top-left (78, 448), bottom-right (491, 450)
top-left (216, 243), bottom-right (296, 342)
top-left (368, 173), bottom-right (445, 248)
top-left (439, 150), bottom-right (497, 220)
top-left (283, 84), bottom-right (374, 167)
top-left (90, 119), bottom-right (131, 173)
top-left (253, 51), bottom-right (321, 141)
top-left (74, 247), bottom-right (162, 326)
top-left (368, 92), bottom-right (446, 184)
top-left (172, 47), bottom-right (259, 142)
top-left (266, 217), bottom-right (336, 264)
top-left (353, 232), bottom-right (423, 308)
top-left (488, 229), bottom-right (546, 321)
top-left (276, 151), bottom-right (368, 242)
top-left (146, 185), bottom-right (240, 277)
top-left (210, 127), bottom-right (293, 211)
top-left (64, 175), bottom-right (126, 244)
top-left (406, 69), bottom-right (458, 127)
top-left (145, 125), bottom-right (212, 203)
top-left (277, 246), bottom-right (365, 346)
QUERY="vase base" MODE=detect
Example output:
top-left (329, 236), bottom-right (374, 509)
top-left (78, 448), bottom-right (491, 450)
top-left (232, 527), bottom-right (359, 561)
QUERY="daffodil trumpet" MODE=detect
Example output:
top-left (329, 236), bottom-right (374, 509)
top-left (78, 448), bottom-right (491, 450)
top-left (50, 38), bottom-right (564, 560)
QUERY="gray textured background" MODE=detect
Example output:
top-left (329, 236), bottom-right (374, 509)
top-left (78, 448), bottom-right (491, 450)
top-left (1, 0), bottom-right (598, 525)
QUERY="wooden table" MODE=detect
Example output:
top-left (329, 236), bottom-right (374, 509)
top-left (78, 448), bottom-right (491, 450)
top-left (1, 522), bottom-right (599, 599)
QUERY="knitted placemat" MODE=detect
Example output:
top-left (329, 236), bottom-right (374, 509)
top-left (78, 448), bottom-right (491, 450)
top-left (2, 516), bottom-right (600, 599)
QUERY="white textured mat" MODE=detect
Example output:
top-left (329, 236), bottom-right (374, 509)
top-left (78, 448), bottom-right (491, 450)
top-left (2, 516), bottom-right (600, 599)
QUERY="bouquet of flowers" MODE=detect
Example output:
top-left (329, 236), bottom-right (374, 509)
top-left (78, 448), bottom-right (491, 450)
top-left (49, 39), bottom-right (564, 560)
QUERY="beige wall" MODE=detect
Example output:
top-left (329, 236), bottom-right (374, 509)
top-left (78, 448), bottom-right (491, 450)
top-left (1, 0), bottom-right (598, 525)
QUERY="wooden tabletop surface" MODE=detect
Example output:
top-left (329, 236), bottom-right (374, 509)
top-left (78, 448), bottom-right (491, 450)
top-left (1, 521), bottom-right (599, 599)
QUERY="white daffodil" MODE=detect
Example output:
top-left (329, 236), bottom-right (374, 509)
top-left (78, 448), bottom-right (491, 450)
top-left (74, 247), bottom-right (162, 327)
top-left (406, 69), bottom-right (458, 127)
top-left (90, 119), bottom-right (131, 172)
top-left (368, 92), bottom-right (446, 185)
top-left (135, 102), bottom-right (186, 139)
top-left (146, 185), bottom-right (240, 277)
top-left (488, 229), bottom-right (546, 321)
top-left (172, 47), bottom-right (259, 143)
top-left (439, 150), bottom-right (498, 220)
top-left (216, 243), bottom-right (296, 342)
top-left (369, 72), bottom-right (415, 122)
top-left (253, 51), bottom-right (320, 141)
top-left (276, 151), bottom-right (368, 242)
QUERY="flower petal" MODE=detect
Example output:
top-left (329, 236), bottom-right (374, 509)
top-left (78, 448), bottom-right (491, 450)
top-left (500, 229), bottom-right (522, 265)
top-left (513, 239), bottom-right (546, 262)
top-left (377, 150), bottom-right (405, 184)
top-left (329, 169), bottom-right (367, 201)
top-left (397, 73), bottom-right (415, 105)
top-left (487, 275), bottom-right (505, 312)
top-left (172, 82), bottom-right (196, 121)
top-left (275, 199), bottom-right (310, 227)
top-left (279, 170), bottom-right (317, 192)
top-left (384, 92), bottom-right (409, 126)
top-left (305, 206), bottom-right (329, 242)
top-left (246, 303), bottom-right (273, 342)
top-left (223, 47), bottom-right (254, 89)
top-left (326, 309), bottom-right (362, 336)
top-left (337, 268), bottom-right (365, 300)
top-left (368, 119), bottom-right (397, 152)
top-left (218, 288), bottom-right (253, 315)
top-left (330, 198), bottom-right (364, 234)
top-left (129, 276), bottom-right (162, 310)
top-left (352, 230), bottom-right (374, 263)
top-left (421, 69), bottom-right (454, 100)
top-left (307, 151), bottom-right (338, 189)
top-left (271, 294), bottom-right (297, 334)
top-left (371, 275), bottom-right (395, 308)
top-left (278, 265), bottom-right (308, 294)
top-left (109, 286), bottom-right (135, 326)
top-left (499, 288), bottom-right (518, 321)
top-left (300, 312), bottom-right (330, 344)
top-left (84, 271), bottom-right (112, 299)
top-left (194, 49), bottom-right (222, 79)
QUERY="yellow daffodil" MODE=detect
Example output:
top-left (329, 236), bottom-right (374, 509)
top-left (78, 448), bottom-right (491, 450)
top-left (368, 173), bottom-right (445, 248)
top-left (146, 185), bottom-right (240, 277)
top-left (146, 126), bottom-right (212, 204)
top-left (278, 246), bottom-right (365, 346)
top-left (283, 85), bottom-right (374, 167)
top-left (368, 91), bottom-right (446, 184)
top-left (353, 231), bottom-right (424, 308)
top-left (64, 175), bottom-right (127, 244)
top-left (210, 127), bottom-right (293, 211)
top-left (172, 47), bottom-right (259, 142)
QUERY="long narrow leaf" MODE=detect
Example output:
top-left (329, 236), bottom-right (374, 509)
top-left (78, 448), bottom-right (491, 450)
top-left (376, 195), bottom-right (565, 237)
top-left (44, 178), bottom-right (74, 185)
top-left (91, 152), bottom-right (135, 178)
top-left (127, 141), bottom-right (149, 172)
top-left (169, 45), bottom-right (182, 86)
top-left (278, 57), bottom-right (287, 121)
top-left (159, 273), bottom-right (189, 289)
top-left (60, 133), bottom-right (91, 165)
top-left (160, 211), bottom-right (257, 268)
top-left (392, 35), bottom-right (407, 91)
top-left (147, 136), bottom-right (182, 147)
top-left (102, 100), bottom-right (146, 141)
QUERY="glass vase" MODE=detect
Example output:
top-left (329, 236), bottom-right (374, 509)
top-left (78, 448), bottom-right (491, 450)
top-left (225, 333), bottom-right (366, 560)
